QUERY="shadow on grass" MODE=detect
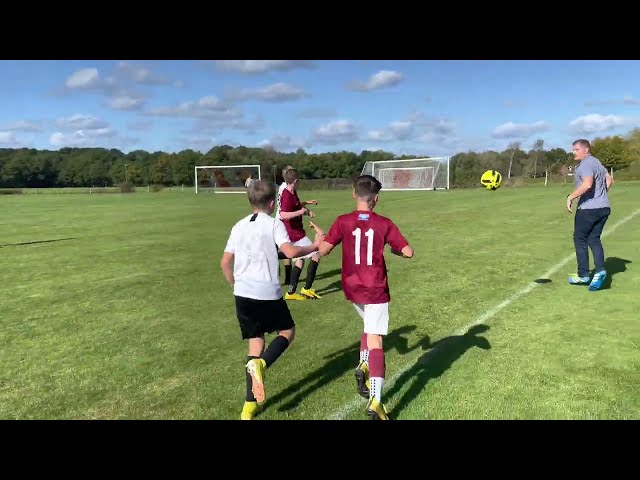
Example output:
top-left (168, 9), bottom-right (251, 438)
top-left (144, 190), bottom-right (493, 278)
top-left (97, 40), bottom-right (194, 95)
top-left (384, 324), bottom-right (491, 419)
top-left (268, 325), bottom-right (425, 413)
top-left (598, 257), bottom-right (631, 290)
top-left (0, 237), bottom-right (77, 248)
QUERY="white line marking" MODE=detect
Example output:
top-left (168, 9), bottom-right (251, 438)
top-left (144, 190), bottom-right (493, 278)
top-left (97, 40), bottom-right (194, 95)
top-left (329, 208), bottom-right (640, 420)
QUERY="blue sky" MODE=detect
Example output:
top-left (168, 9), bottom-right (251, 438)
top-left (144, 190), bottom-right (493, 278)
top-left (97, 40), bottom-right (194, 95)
top-left (1, 60), bottom-right (640, 156)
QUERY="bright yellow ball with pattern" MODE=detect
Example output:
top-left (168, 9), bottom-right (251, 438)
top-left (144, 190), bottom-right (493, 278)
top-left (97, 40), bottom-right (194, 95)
top-left (480, 170), bottom-right (502, 190)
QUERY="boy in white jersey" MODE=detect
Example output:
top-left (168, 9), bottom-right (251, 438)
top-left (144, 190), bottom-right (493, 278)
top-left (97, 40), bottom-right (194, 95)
top-left (221, 180), bottom-right (325, 419)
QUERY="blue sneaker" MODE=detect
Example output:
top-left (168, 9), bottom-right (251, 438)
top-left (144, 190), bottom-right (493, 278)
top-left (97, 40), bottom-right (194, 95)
top-left (568, 274), bottom-right (590, 285)
top-left (588, 270), bottom-right (607, 291)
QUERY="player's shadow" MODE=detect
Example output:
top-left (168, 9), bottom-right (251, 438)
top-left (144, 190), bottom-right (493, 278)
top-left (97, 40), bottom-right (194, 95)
top-left (597, 257), bottom-right (631, 290)
top-left (384, 324), bottom-right (491, 419)
top-left (315, 279), bottom-right (342, 296)
top-left (0, 237), bottom-right (77, 248)
top-left (312, 268), bottom-right (342, 282)
top-left (268, 325), bottom-right (426, 412)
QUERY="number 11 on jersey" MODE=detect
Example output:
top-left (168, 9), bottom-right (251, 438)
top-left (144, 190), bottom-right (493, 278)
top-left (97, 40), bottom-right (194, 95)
top-left (352, 227), bottom-right (374, 265)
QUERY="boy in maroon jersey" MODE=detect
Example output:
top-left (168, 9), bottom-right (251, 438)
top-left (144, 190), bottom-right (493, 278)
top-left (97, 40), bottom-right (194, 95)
top-left (316, 174), bottom-right (413, 419)
top-left (279, 168), bottom-right (322, 300)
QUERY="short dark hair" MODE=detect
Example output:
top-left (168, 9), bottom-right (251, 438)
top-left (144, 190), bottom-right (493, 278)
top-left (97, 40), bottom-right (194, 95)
top-left (284, 168), bottom-right (299, 184)
top-left (572, 139), bottom-right (591, 151)
top-left (247, 180), bottom-right (276, 209)
top-left (353, 175), bottom-right (382, 202)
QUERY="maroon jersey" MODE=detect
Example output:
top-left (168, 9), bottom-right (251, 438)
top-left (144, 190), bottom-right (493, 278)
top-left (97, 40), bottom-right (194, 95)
top-left (324, 210), bottom-right (409, 305)
top-left (280, 188), bottom-right (306, 242)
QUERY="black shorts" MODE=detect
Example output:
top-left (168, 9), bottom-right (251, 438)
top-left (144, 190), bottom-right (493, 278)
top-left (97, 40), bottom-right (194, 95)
top-left (235, 295), bottom-right (295, 340)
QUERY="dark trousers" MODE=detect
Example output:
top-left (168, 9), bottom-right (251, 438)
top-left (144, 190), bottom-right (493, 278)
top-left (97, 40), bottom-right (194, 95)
top-left (574, 207), bottom-right (610, 277)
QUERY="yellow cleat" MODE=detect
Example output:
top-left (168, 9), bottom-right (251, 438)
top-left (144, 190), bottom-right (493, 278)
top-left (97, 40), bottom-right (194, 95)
top-left (285, 292), bottom-right (308, 301)
top-left (301, 288), bottom-right (321, 299)
top-left (245, 358), bottom-right (267, 404)
top-left (240, 401), bottom-right (263, 420)
top-left (354, 361), bottom-right (370, 399)
top-left (366, 397), bottom-right (390, 420)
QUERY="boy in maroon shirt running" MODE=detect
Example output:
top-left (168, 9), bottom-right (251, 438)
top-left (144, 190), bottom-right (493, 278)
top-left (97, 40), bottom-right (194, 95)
top-left (316, 174), bottom-right (413, 419)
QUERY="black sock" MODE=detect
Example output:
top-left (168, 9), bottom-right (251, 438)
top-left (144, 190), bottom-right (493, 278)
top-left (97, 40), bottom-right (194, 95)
top-left (261, 335), bottom-right (290, 368)
top-left (288, 266), bottom-right (302, 294)
top-left (245, 356), bottom-right (260, 401)
top-left (284, 264), bottom-right (292, 284)
top-left (305, 260), bottom-right (319, 289)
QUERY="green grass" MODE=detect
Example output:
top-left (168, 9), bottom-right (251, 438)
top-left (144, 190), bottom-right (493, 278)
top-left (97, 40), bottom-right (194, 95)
top-left (1, 183), bottom-right (638, 419)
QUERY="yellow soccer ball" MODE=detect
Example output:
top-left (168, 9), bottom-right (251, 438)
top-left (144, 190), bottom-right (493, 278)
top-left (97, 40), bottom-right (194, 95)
top-left (480, 170), bottom-right (502, 190)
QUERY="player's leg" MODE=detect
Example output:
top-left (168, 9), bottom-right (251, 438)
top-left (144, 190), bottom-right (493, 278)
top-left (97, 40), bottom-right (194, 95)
top-left (301, 253), bottom-right (321, 299)
top-left (363, 303), bottom-right (390, 420)
top-left (570, 209), bottom-right (591, 284)
top-left (352, 303), bottom-right (370, 398)
top-left (587, 208), bottom-right (611, 291)
top-left (236, 296), bottom-right (267, 419)
top-left (284, 258), bottom-right (292, 285)
top-left (285, 256), bottom-right (306, 300)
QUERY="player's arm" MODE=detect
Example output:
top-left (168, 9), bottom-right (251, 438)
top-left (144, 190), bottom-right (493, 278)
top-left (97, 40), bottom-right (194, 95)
top-left (220, 252), bottom-right (234, 286)
top-left (387, 221), bottom-right (413, 258)
top-left (278, 190), bottom-right (312, 220)
top-left (275, 218), bottom-right (324, 259)
top-left (313, 219), bottom-right (340, 257)
top-left (567, 174), bottom-right (593, 212)
top-left (303, 199), bottom-right (318, 205)
top-left (391, 245), bottom-right (414, 258)
top-left (279, 207), bottom-right (312, 220)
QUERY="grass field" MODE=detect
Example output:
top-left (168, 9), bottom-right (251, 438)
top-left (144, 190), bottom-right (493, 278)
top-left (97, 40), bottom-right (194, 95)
top-left (1, 182), bottom-right (638, 420)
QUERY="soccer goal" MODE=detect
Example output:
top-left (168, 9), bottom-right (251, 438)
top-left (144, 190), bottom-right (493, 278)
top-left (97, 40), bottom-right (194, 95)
top-left (361, 157), bottom-right (450, 191)
top-left (194, 164), bottom-right (261, 194)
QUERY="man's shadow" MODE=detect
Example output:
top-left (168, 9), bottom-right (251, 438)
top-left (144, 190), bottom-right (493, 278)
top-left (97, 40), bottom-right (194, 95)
top-left (597, 257), bottom-right (631, 290)
top-left (267, 325), bottom-right (427, 412)
top-left (315, 279), bottom-right (342, 296)
top-left (384, 324), bottom-right (491, 419)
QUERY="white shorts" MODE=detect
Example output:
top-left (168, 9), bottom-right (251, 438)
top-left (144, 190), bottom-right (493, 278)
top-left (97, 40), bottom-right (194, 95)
top-left (352, 302), bottom-right (390, 335)
top-left (292, 236), bottom-right (316, 260)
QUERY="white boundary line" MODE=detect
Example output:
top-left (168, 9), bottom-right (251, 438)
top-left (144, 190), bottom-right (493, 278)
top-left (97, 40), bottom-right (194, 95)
top-left (329, 208), bottom-right (640, 420)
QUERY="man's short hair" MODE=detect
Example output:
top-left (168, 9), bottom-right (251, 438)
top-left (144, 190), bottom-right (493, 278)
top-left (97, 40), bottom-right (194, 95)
top-left (572, 139), bottom-right (591, 151)
top-left (247, 180), bottom-right (276, 209)
top-left (282, 164), bottom-right (294, 177)
top-left (284, 168), bottom-right (299, 185)
top-left (353, 175), bottom-right (382, 202)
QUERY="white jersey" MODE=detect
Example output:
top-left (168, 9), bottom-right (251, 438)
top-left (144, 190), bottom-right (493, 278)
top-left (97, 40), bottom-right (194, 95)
top-left (275, 182), bottom-right (287, 218)
top-left (224, 211), bottom-right (291, 300)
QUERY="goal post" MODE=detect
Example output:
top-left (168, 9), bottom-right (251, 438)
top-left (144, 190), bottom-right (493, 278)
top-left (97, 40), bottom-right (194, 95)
top-left (194, 164), bottom-right (261, 194)
top-left (361, 157), bottom-right (450, 191)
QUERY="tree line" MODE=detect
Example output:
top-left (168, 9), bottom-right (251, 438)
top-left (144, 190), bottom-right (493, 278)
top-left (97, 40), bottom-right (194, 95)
top-left (1, 128), bottom-right (639, 189)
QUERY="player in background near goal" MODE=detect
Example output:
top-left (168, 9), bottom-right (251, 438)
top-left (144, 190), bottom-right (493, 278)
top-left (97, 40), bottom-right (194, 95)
top-left (245, 174), bottom-right (255, 189)
top-left (279, 168), bottom-right (321, 300)
top-left (221, 180), bottom-right (325, 420)
top-left (276, 165), bottom-right (294, 285)
top-left (315, 175), bottom-right (413, 419)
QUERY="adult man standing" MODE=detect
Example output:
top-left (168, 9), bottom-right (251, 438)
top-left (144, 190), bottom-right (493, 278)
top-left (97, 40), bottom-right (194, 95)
top-left (566, 139), bottom-right (613, 291)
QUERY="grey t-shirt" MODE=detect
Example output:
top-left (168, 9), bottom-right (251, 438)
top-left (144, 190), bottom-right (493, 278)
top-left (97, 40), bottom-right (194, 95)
top-left (575, 155), bottom-right (610, 210)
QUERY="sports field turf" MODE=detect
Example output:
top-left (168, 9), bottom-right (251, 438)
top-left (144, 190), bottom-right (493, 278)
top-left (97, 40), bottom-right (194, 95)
top-left (1, 182), bottom-right (638, 419)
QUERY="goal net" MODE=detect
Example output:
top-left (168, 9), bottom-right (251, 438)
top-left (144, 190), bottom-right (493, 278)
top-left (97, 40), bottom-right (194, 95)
top-left (361, 157), bottom-right (450, 190)
top-left (195, 164), bottom-right (261, 194)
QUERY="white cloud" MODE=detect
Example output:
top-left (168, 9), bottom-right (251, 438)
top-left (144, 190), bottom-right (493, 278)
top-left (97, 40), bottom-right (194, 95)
top-left (231, 82), bottom-right (308, 102)
top-left (56, 114), bottom-right (109, 130)
top-left (108, 95), bottom-right (145, 111)
top-left (50, 128), bottom-right (117, 147)
top-left (0, 131), bottom-right (18, 144)
top-left (568, 114), bottom-right (627, 134)
top-left (4, 120), bottom-right (42, 132)
top-left (116, 61), bottom-right (170, 86)
top-left (65, 68), bottom-right (101, 89)
top-left (348, 70), bottom-right (404, 92)
top-left (312, 120), bottom-right (359, 144)
top-left (258, 134), bottom-right (310, 152)
top-left (149, 95), bottom-right (235, 118)
top-left (128, 120), bottom-right (154, 131)
top-left (366, 112), bottom-right (457, 148)
top-left (491, 120), bottom-right (549, 139)
top-left (297, 108), bottom-right (337, 119)
top-left (213, 60), bottom-right (314, 74)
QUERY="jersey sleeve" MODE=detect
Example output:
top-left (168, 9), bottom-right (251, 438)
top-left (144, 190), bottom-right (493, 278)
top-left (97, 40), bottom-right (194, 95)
top-left (386, 220), bottom-right (409, 252)
top-left (324, 217), bottom-right (343, 246)
top-left (273, 219), bottom-right (291, 247)
top-left (224, 225), bottom-right (238, 253)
